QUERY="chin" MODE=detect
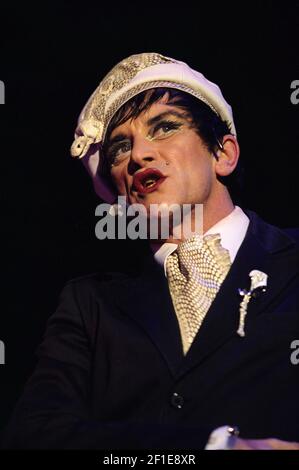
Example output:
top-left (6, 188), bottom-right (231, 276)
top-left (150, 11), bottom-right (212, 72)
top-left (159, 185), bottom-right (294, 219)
top-left (139, 196), bottom-right (178, 209)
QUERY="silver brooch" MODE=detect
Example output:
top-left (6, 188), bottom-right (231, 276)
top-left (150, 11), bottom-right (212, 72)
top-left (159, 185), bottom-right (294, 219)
top-left (237, 270), bottom-right (268, 337)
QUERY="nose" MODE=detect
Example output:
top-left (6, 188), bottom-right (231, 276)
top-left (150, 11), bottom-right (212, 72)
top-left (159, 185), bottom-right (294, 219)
top-left (127, 135), bottom-right (156, 175)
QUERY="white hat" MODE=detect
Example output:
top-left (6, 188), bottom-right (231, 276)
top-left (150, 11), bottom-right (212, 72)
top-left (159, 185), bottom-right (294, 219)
top-left (70, 52), bottom-right (236, 202)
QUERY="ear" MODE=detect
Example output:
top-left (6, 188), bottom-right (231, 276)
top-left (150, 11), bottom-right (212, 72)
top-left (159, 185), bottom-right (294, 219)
top-left (214, 135), bottom-right (240, 177)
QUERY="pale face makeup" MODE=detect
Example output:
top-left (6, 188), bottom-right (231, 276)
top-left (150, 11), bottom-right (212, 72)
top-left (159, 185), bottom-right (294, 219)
top-left (107, 98), bottom-right (218, 211)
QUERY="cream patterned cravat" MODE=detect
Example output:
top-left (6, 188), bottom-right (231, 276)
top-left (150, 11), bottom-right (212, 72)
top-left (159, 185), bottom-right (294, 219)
top-left (166, 233), bottom-right (231, 355)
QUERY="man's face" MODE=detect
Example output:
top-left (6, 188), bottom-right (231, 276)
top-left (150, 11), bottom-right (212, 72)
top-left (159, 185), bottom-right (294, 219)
top-left (106, 94), bottom-right (218, 212)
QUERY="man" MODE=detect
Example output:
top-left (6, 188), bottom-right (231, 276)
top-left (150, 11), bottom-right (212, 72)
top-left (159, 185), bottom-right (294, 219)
top-left (2, 53), bottom-right (299, 450)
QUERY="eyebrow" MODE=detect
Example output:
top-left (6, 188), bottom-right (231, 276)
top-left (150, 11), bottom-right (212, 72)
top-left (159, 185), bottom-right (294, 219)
top-left (106, 110), bottom-right (188, 149)
top-left (146, 110), bottom-right (188, 127)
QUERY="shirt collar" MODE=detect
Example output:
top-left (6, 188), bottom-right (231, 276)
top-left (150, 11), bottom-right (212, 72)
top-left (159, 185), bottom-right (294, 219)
top-left (153, 206), bottom-right (250, 276)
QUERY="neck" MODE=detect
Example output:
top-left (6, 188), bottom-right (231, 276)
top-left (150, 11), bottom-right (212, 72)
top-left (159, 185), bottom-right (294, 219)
top-left (150, 186), bottom-right (235, 251)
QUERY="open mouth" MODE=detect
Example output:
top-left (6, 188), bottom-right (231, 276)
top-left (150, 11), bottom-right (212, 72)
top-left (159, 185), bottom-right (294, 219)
top-left (132, 168), bottom-right (167, 194)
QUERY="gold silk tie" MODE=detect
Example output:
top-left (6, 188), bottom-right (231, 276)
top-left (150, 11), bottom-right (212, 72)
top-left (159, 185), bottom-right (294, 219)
top-left (166, 233), bottom-right (232, 355)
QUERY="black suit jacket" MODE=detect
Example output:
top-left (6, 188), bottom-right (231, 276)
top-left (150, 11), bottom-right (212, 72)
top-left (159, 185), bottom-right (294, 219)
top-left (2, 210), bottom-right (299, 449)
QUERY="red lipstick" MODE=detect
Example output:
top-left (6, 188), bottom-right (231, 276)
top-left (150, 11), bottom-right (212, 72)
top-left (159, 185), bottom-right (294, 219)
top-left (132, 168), bottom-right (167, 194)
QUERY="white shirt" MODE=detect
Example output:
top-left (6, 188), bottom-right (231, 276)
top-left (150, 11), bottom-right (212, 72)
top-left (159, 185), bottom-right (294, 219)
top-left (153, 206), bottom-right (249, 275)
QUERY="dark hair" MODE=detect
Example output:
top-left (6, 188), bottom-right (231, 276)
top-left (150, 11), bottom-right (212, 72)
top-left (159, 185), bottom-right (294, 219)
top-left (101, 87), bottom-right (244, 200)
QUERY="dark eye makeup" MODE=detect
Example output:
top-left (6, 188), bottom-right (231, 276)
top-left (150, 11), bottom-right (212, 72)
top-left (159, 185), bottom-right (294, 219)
top-left (107, 118), bottom-right (184, 165)
top-left (107, 140), bottom-right (131, 163)
top-left (151, 119), bottom-right (182, 135)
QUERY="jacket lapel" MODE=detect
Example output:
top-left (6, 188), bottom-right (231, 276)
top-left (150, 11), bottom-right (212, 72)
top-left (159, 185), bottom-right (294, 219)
top-left (113, 252), bottom-right (184, 376)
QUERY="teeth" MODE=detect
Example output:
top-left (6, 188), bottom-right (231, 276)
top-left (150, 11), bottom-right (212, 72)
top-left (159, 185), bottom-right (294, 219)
top-left (144, 178), bottom-right (156, 188)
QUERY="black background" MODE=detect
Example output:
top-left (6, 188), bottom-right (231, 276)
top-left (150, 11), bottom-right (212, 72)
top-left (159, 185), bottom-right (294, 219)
top-left (0, 1), bottom-right (298, 435)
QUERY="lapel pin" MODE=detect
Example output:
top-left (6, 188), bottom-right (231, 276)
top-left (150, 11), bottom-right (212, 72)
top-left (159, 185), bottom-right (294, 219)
top-left (237, 270), bottom-right (268, 337)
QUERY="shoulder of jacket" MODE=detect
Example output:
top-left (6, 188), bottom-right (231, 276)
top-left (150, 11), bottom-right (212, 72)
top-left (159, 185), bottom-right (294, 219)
top-left (66, 270), bottom-right (131, 288)
top-left (244, 209), bottom-right (299, 254)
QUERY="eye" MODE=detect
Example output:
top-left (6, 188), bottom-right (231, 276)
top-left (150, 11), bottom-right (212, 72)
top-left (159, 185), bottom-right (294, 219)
top-left (108, 140), bottom-right (131, 165)
top-left (151, 120), bottom-right (182, 139)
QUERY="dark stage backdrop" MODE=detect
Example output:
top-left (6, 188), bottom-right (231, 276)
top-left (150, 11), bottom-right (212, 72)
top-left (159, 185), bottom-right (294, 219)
top-left (0, 1), bottom-right (298, 435)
